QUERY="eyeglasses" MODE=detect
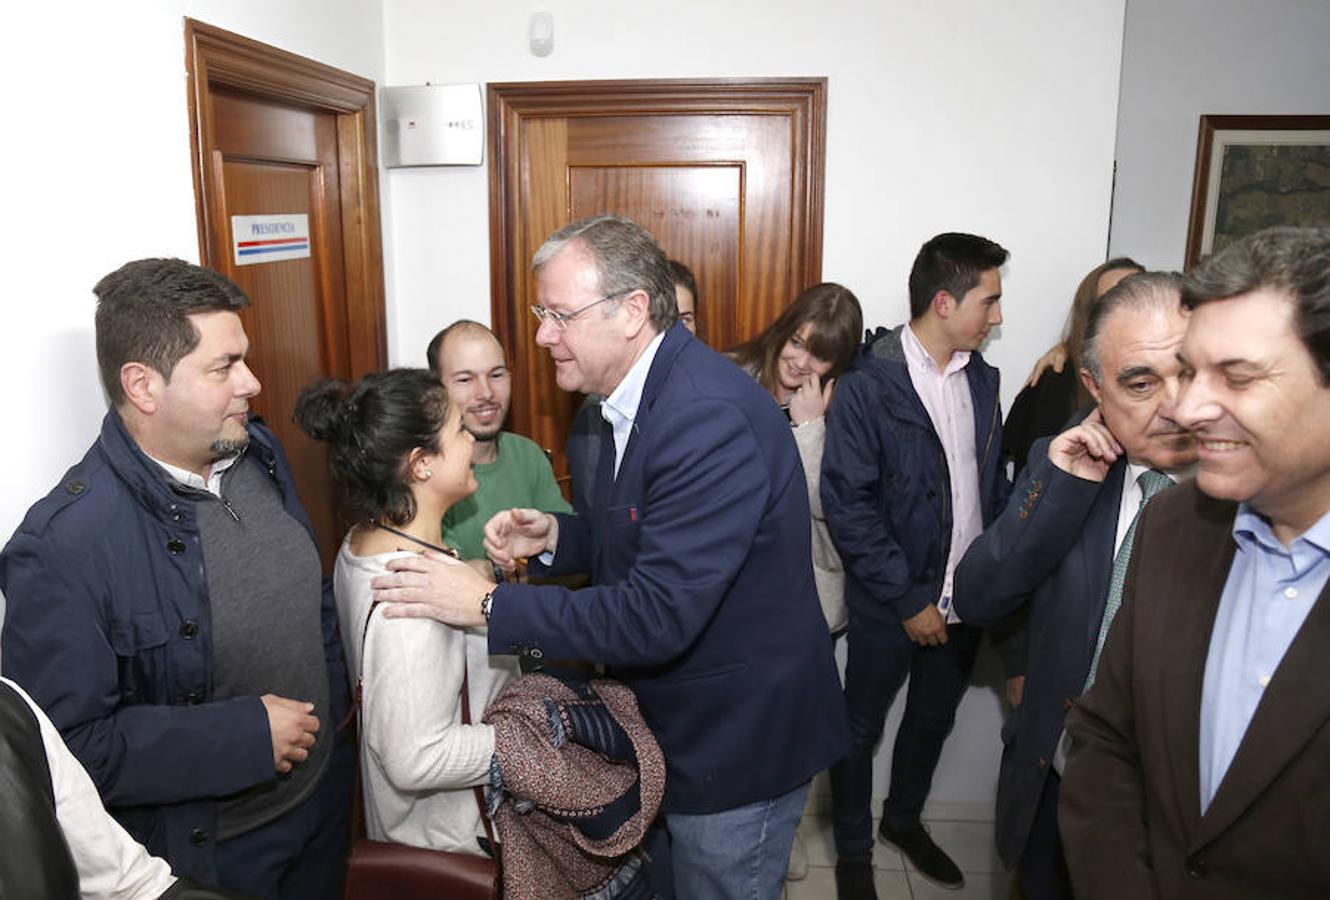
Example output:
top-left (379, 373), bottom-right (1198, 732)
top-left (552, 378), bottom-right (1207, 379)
top-left (529, 289), bottom-right (631, 330)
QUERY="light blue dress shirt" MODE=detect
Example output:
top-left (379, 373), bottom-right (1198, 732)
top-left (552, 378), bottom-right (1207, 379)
top-left (1198, 504), bottom-right (1330, 812)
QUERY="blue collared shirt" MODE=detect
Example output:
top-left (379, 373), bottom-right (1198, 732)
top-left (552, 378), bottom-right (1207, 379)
top-left (1198, 504), bottom-right (1330, 812)
top-left (600, 331), bottom-right (666, 477)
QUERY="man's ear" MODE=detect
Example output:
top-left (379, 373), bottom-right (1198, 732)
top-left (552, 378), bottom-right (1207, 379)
top-left (932, 290), bottom-right (955, 319)
top-left (120, 363), bottom-right (160, 415)
top-left (620, 288), bottom-right (651, 338)
top-left (1079, 367), bottom-right (1102, 406)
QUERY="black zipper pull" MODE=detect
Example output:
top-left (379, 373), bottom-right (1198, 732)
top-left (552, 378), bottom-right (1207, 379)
top-left (220, 495), bottom-right (240, 522)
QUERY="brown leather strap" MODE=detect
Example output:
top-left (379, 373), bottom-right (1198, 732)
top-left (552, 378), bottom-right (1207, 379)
top-left (458, 661), bottom-right (499, 851)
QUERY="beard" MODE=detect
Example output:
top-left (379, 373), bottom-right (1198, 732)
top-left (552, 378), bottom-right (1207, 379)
top-left (465, 419), bottom-right (504, 442)
top-left (210, 434), bottom-right (251, 459)
top-left (468, 429), bottom-right (501, 444)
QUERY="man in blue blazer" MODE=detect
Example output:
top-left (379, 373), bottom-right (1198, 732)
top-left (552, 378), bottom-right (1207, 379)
top-left (953, 272), bottom-right (1196, 900)
top-left (373, 215), bottom-right (849, 900)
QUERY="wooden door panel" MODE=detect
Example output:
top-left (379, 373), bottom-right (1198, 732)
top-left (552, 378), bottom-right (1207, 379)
top-left (490, 79), bottom-right (825, 481)
top-left (219, 153), bottom-right (342, 570)
top-left (567, 113), bottom-right (780, 162)
top-left (213, 100), bottom-right (347, 571)
top-left (188, 20), bottom-right (387, 572)
top-left (211, 91), bottom-right (318, 161)
top-left (515, 117), bottom-right (572, 453)
top-left (569, 165), bottom-right (741, 349)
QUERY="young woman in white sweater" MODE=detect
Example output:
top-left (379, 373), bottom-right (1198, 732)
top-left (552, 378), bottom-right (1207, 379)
top-left (295, 369), bottom-right (517, 856)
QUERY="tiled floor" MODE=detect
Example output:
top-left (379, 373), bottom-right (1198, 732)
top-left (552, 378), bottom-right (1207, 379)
top-left (786, 815), bottom-right (1008, 900)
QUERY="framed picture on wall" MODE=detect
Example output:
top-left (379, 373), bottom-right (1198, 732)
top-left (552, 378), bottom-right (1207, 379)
top-left (1184, 114), bottom-right (1330, 269)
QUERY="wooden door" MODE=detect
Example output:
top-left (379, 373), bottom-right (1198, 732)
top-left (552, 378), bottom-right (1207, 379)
top-left (489, 79), bottom-right (826, 479)
top-left (186, 20), bottom-right (386, 570)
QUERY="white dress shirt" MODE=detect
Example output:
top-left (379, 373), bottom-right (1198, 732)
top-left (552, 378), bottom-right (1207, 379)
top-left (3, 676), bottom-right (178, 900)
top-left (149, 452), bottom-right (241, 497)
top-left (601, 331), bottom-right (667, 476)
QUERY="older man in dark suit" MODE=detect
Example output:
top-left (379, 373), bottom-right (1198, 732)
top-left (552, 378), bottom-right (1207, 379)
top-left (953, 271), bottom-right (1196, 899)
top-left (1060, 226), bottom-right (1330, 898)
top-left (370, 214), bottom-right (848, 900)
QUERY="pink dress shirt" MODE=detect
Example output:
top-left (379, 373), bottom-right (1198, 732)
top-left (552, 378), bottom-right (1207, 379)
top-left (901, 323), bottom-right (983, 624)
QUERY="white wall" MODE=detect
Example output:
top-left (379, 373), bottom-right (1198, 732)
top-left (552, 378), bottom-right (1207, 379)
top-left (384, 2), bottom-right (1128, 415)
top-left (0, 0), bottom-right (386, 556)
top-left (383, 0), bottom-right (1128, 819)
top-left (1109, 0), bottom-right (1330, 268)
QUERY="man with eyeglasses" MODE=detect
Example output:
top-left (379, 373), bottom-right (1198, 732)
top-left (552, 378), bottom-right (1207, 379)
top-left (564, 257), bottom-right (700, 515)
top-left (371, 214), bottom-right (849, 900)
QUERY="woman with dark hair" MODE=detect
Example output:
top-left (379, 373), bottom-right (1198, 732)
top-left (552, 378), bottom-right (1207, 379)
top-left (1003, 257), bottom-right (1143, 474)
top-left (729, 282), bottom-right (863, 634)
top-left (295, 368), bottom-right (517, 857)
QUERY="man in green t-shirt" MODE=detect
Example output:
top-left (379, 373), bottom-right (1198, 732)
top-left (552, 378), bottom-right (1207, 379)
top-left (427, 321), bottom-right (572, 560)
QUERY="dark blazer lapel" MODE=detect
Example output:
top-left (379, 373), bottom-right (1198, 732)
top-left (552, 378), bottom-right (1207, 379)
top-left (1157, 487), bottom-right (1237, 842)
top-left (616, 324), bottom-right (687, 480)
top-left (593, 325), bottom-right (686, 576)
top-left (1193, 574), bottom-right (1330, 848)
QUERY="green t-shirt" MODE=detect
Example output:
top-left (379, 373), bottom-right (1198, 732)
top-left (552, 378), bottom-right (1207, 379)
top-left (443, 431), bottom-right (573, 560)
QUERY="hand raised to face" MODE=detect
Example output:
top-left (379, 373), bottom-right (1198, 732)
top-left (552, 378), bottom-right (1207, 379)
top-left (1047, 408), bottom-right (1123, 483)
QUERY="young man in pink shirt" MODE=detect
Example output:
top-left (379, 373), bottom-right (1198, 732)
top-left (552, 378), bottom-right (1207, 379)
top-left (822, 233), bottom-right (1013, 900)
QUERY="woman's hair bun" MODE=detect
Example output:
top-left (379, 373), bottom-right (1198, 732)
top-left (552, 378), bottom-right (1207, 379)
top-left (293, 378), bottom-right (354, 443)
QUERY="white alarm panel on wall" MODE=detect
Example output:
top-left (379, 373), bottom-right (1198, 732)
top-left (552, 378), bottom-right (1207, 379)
top-left (382, 83), bottom-right (484, 167)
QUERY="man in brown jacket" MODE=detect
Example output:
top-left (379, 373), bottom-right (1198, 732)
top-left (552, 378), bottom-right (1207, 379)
top-left (1060, 226), bottom-right (1330, 898)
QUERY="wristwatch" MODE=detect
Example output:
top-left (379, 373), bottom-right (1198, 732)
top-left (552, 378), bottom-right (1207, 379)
top-left (479, 588), bottom-right (495, 622)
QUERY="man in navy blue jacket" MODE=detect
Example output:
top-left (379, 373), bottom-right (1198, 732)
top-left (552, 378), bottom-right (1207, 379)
top-left (373, 215), bottom-right (848, 900)
top-left (953, 273), bottom-right (1195, 900)
top-left (1, 259), bottom-right (351, 898)
top-left (822, 233), bottom-right (1012, 899)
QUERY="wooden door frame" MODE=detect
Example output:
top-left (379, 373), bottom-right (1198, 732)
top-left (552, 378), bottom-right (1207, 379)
top-left (184, 18), bottom-right (387, 376)
top-left (487, 77), bottom-right (827, 399)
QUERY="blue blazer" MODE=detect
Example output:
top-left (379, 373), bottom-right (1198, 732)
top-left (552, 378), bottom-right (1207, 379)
top-left (489, 324), bottom-right (849, 814)
top-left (953, 436), bottom-right (1126, 868)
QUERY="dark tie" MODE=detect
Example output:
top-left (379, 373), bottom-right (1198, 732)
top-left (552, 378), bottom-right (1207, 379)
top-left (1084, 468), bottom-right (1173, 689)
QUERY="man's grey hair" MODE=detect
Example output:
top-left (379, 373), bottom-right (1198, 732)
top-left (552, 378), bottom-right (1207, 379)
top-left (1183, 226), bottom-right (1330, 385)
top-left (1081, 271), bottom-right (1185, 383)
top-left (532, 215), bottom-right (679, 332)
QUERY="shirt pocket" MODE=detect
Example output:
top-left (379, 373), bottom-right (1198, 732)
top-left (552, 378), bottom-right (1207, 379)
top-left (605, 502), bottom-right (642, 527)
top-left (108, 610), bottom-right (170, 704)
top-left (598, 502), bottom-right (643, 574)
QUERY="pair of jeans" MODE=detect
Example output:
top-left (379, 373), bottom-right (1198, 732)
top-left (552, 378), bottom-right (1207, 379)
top-left (830, 613), bottom-right (982, 859)
top-left (663, 780), bottom-right (810, 899)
